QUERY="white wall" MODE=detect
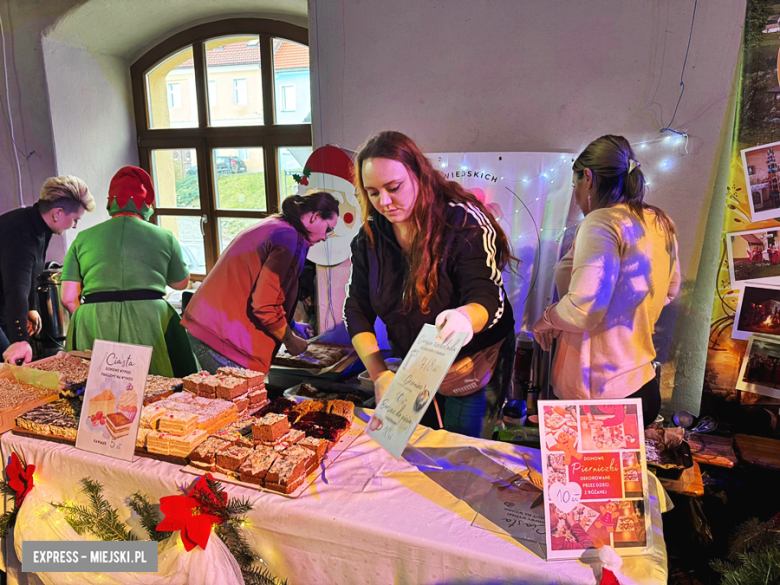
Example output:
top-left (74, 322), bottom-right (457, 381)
top-left (309, 0), bottom-right (747, 414)
top-left (43, 39), bottom-right (138, 244)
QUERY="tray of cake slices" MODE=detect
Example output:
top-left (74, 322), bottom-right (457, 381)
top-left (0, 364), bottom-right (61, 433)
top-left (283, 381), bottom-right (374, 408)
top-left (181, 396), bottom-right (360, 498)
top-left (26, 352), bottom-right (91, 397)
top-left (271, 341), bottom-right (358, 377)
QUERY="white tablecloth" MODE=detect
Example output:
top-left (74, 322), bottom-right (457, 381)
top-left (1, 410), bottom-right (668, 584)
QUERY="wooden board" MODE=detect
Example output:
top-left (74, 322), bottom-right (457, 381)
top-left (10, 427), bottom-right (189, 466)
top-left (657, 461), bottom-right (704, 497)
top-left (735, 434), bottom-right (780, 470)
top-left (182, 423), bottom-right (364, 498)
top-left (687, 434), bottom-right (738, 468)
top-left (0, 395), bottom-right (60, 434)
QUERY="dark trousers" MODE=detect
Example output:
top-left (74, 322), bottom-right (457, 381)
top-left (0, 321), bottom-right (9, 361)
top-left (627, 376), bottom-right (662, 428)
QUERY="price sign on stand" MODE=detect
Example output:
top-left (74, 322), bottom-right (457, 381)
top-left (75, 340), bottom-right (152, 462)
top-left (367, 324), bottom-right (466, 459)
top-left (538, 398), bottom-right (652, 560)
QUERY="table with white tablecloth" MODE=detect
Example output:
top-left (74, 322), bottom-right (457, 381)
top-left (0, 409), bottom-right (668, 584)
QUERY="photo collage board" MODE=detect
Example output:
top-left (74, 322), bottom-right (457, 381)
top-left (538, 398), bottom-right (652, 560)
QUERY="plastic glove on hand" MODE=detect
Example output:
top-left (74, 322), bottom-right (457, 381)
top-left (434, 308), bottom-right (473, 345)
top-left (374, 370), bottom-right (395, 402)
top-left (292, 321), bottom-right (314, 339)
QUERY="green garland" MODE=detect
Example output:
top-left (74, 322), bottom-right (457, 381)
top-left (0, 479), bottom-right (20, 537)
top-left (53, 476), bottom-right (285, 585)
top-left (711, 517), bottom-right (780, 585)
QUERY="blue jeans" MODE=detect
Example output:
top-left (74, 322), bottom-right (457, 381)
top-left (439, 330), bottom-right (515, 439)
top-left (186, 332), bottom-right (236, 374)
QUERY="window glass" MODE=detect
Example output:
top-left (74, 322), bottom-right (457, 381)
top-left (151, 149), bottom-right (200, 209)
top-left (145, 46), bottom-right (198, 129)
top-left (273, 39), bottom-right (310, 124)
top-left (158, 216), bottom-right (206, 274)
top-left (213, 147), bottom-right (266, 211)
top-left (277, 146), bottom-right (312, 201)
top-left (206, 36), bottom-right (262, 126)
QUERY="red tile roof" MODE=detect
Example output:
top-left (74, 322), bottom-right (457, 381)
top-left (176, 40), bottom-right (309, 70)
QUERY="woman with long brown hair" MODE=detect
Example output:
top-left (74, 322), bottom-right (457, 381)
top-left (344, 131), bottom-right (516, 438)
top-left (533, 135), bottom-right (681, 427)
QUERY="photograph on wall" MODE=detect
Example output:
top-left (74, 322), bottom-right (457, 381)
top-left (736, 334), bottom-right (780, 399)
top-left (732, 284), bottom-right (780, 339)
top-left (539, 399), bottom-right (651, 560)
top-left (726, 227), bottom-right (780, 287)
top-left (741, 141), bottom-right (780, 222)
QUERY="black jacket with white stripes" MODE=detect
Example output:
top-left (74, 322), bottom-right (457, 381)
top-left (344, 201), bottom-right (515, 360)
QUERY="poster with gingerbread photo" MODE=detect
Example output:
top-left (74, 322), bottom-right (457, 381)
top-left (75, 340), bottom-right (153, 462)
top-left (538, 399), bottom-right (652, 560)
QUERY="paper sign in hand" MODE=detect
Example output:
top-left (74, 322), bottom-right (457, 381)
top-left (367, 324), bottom-right (466, 458)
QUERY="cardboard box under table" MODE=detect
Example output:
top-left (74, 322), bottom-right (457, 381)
top-left (0, 407), bottom-right (668, 584)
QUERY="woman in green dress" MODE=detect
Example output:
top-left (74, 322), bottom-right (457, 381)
top-left (61, 166), bottom-right (197, 377)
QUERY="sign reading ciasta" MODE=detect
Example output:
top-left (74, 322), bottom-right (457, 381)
top-left (538, 399), bottom-right (652, 560)
top-left (75, 340), bottom-right (152, 462)
top-left (367, 325), bottom-right (466, 458)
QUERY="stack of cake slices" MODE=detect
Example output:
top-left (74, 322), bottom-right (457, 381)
top-left (15, 398), bottom-right (81, 440)
top-left (182, 369), bottom-right (268, 416)
top-left (139, 393), bottom-right (237, 457)
top-left (143, 375), bottom-right (183, 405)
top-left (187, 397), bottom-right (354, 494)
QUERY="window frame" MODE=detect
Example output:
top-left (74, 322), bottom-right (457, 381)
top-left (130, 19), bottom-right (312, 277)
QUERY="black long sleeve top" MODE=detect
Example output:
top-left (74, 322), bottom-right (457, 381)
top-left (344, 201), bottom-right (514, 360)
top-left (0, 203), bottom-right (52, 343)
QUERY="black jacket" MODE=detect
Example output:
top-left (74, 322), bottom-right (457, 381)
top-left (0, 203), bottom-right (52, 343)
top-left (344, 201), bottom-right (514, 360)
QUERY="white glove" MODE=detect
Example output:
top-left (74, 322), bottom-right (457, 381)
top-left (374, 370), bottom-right (395, 402)
top-left (292, 321), bottom-right (314, 339)
top-left (434, 308), bottom-right (473, 345)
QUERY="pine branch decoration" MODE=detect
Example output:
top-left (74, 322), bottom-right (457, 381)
top-left (52, 478), bottom-right (136, 542)
top-left (711, 516), bottom-right (780, 585)
top-left (127, 492), bottom-right (171, 542)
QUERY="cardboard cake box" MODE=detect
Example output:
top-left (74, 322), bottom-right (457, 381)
top-left (0, 363), bottom-right (60, 433)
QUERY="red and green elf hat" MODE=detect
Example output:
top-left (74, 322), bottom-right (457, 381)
top-left (108, 166), bottom-right (156, 220)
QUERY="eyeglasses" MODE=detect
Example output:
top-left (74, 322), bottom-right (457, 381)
top-left (325, 226), bottom-right (336, 238)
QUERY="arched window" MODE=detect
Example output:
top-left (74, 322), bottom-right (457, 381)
top-left (131, 19), bottom-right (312, 276)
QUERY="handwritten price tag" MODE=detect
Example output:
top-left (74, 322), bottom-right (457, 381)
top-left (549, 481), bottom-right (582, 513)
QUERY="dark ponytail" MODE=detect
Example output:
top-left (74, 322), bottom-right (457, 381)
top-left (279, 191), bottom-right (340, 238)
top-left (573, 135), bottom-right (676, 253)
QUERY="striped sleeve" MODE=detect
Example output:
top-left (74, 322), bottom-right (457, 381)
top-left (448, 201), bottom-right (505, 329)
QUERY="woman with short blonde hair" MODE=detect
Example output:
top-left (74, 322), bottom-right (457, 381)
top-left (39, 175), bottom-right (95, 213)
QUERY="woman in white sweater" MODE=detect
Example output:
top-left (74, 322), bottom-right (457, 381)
top-left (533, 135), bottom-right (680, 427)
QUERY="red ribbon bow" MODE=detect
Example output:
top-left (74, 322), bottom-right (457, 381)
top-left (157, 474), bottom-right (225, 552)
top-left (6, 453), bottom-right (34, 505)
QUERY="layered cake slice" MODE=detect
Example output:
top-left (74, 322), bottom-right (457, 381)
top-left (215, 376), bottom-right (248, 400)
top-left (140, 404), bottom-right (167, 429)
top-left (265, 450), bottom-right (308, 494)
top-left (252, 413), bottom-right (290, 442)
top-left (197, 377), bottom-right (220, 399)
top-left (285, 444), bottom-right (318, 473)
top-left (143, 375), bottom-right (182, 405)
top-left (168, 430), bottom-right (208, 458)
top-left (146, 431), bottom-right (171, 455)
top-left (106, 412), bottom-right (131, 439)
top-left (232, 393), bottom-right (250, 414)
top-left (136, 427), bottom-right (153, 449)
top-left (189, 437), bottom-right (230, 471)
top-left (259, 428), bottom-right (305, 449)
top-left (238, 447), bottom-right (279, 486)
top-left (158, 411), bottom-right (198, 436)
top-left (215, 444), bottom-right (253, 477)
top-left (298, 436), bottom-right (330, 459)
top-left (182, 373), bottom-right (210, 394)
top-left (327, 400), bottom-right (355, 423)
top-left (247, 387), bottom-right (268, 405)
top-left (217, 367), bottom-right (265, 389)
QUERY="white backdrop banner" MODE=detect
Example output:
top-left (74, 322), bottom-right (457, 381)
top-left (426, 152), bottom-right (579, 331)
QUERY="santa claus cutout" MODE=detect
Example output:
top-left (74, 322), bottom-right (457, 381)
top-left (295, 146), bottom-right (361, 266)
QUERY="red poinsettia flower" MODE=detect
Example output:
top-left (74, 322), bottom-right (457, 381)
top-left (157, 494), bottom-right (224, 552)
top-left (6, 453), bottom-right (34, 504)
top-left (188, 474), bottom-right (227, 512)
